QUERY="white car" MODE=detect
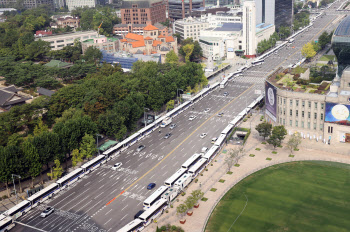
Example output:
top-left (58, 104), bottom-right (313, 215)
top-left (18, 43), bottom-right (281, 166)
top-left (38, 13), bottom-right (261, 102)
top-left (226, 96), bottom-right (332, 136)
top-left (204, 108), bottom-right (210, 113)
top-left (189, 115), bottom-right (197, 121)
top-left (211, 137), bottom-right (218, 143)
top-left (200, 133), bottom-right (207, 139)
top-left (112, 162), bottom-right (122, 170)
top-left (201, 147), bottom-right (208, 153)
top-left (40, 207), bottom-right (54, 218)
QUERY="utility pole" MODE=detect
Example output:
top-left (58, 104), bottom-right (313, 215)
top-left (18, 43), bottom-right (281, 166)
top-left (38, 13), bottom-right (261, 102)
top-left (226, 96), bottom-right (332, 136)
top-left (96, 134), bottom-right (103, 155)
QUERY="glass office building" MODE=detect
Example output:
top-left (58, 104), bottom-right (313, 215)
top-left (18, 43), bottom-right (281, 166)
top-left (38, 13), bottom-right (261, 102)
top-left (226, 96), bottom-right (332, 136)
top-left (168, 0), bottom-right (203, 21)
top-left (332, 16), bottom-right (350, 78)
top-left (275, 0), bottom-right (293, 28)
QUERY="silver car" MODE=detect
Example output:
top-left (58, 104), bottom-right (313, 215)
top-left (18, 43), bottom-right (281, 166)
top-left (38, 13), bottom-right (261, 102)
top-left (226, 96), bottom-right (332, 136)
top-left (40, 207), bottom-right (54, 218)
top-left (137, 145), bottom-right (145, 152)
top-left (170, 124), bottom-right (177, 130)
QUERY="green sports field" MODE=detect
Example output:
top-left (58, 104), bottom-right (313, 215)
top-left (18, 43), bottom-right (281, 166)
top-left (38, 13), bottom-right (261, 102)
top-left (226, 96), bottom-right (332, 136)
top-left (206, 161), bottom-right (350, 232)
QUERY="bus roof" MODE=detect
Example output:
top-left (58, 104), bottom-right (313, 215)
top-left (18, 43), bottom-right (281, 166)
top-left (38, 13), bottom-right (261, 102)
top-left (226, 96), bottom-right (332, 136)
top-left (103, 142), bottom-right (124, 156)
top-left (221, 124), bottom-right (234, 135)
top-left (214, 134), bottom-right (226, 147)
top-left (181, 153), bottom-right (201, 169)
top-left (229, 117), bottom-right (240, 127)
top-left (202, 145), bottom-right (219, 160)
top-left (174, 173), bottom-right (191, 185)
top-left (165, 168), bottom-right (187, 185)
top-left (116, 218), bottom-right (143, 232)
top-left (0, 215), bottom-right (12, 226)
top-left (188, 158), bottom-right (207, 173)
top-left (5, 200), bottom-right (30, 216)
top-left (56, 168), bottom-right (83, 185)
top-left (144, 186), bottom-right (168, 205)
top-left (122, 132), bottom-right (141, 145)
top-left (139, 198), bottom-right (167, 220)
top-left (81, 155), bottom-right (105, 169)
top-left (27, 183), bottom-right (59, 201)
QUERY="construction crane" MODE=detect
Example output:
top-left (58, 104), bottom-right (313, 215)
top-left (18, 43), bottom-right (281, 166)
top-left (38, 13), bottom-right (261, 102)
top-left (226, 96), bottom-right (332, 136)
top-left (98, 21), bottom-right (103, 37)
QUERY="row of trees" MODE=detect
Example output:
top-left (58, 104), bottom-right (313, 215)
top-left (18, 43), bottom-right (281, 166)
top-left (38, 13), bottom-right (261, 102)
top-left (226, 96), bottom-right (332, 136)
top-left (176, 190), bottom-right (204, 219)
top-left (257, 26), bottom-right (292, 54)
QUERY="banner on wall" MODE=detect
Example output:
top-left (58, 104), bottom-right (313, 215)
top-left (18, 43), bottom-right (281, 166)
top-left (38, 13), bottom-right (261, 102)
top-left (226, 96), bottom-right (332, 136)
top-left (265, 81), bottom-right (277, 122)
top-left (325, 102), bottom-right (350, 126)
top-left (339, 132), bottom-right (350, 143)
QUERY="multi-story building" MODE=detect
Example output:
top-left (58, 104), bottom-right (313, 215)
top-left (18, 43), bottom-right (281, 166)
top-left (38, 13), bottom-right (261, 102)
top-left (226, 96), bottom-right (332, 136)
top-left (174, 17), bottom-right (209, 41)
top-left (0, 0), bottom-right (54, 9)
top-left (121, 0), bottom-right (166, 25)
top-left (119, 24), bottom-right (177, 63)
top-left (204, 11), bottom-right (242, 27)
top-left (82, 36), bottom-right (119, 54)
top-left (36, 31), bottom-right (99, 50)
top-left (168, 0), bottom-right (204, 21)
top-left (255, 0), bottom-right (293, 28)
top-left (243, 0), bottom-right (256, 56)
top-left (51, 16), bottom-right (80, 29)
top-left (113, 22), bottom-right (169, 37)
top-left (190, 6), bottom-right (230, 17)
top-left (66, 0), bottom-right (97, 11)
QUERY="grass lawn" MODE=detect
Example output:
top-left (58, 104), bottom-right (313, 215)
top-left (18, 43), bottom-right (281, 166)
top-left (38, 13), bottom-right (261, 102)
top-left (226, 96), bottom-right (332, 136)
top-left (206, 161), bottom-right (350, 232)
top-left (319, 55), bottom-right (336, 62)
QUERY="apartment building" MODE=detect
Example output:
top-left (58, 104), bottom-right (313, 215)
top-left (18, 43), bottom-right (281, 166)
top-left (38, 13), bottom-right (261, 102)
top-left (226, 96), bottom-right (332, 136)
top-left (173, 17), bottom-right (209, 41)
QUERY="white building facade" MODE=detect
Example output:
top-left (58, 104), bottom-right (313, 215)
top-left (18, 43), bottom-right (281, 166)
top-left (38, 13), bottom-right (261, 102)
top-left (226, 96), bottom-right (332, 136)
top-left (243, 0), bottom-right (256, 56)
top-left (66, 0), bottom-right (97, 11)
top-left (173, 17), bottom-right (209, 41)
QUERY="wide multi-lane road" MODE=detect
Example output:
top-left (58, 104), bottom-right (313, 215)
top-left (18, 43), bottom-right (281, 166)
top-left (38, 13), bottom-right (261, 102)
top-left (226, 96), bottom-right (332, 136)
top-left (12, 2), bottom-right (347, 231)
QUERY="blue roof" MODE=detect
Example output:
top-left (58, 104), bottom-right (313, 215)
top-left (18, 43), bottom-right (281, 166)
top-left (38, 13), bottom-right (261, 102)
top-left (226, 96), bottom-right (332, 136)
top-left (334, 16), bottom-right (350, 36)
top-left (213, 23), bottom-right (242, 31)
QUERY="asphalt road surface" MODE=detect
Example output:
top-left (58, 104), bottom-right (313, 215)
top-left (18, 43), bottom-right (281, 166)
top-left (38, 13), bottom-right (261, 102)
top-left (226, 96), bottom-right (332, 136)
top-left (12, 2), bottom-right (348, 231)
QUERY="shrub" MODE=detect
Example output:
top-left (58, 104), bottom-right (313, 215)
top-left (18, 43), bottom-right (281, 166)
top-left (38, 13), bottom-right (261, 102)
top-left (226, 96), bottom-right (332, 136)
top-left (201, 197), bottom-right (208, 202)
top-left (255, 148), bottom-right (261, 151)
top-left (160, 226), bottom-right (167, 231)
top-left (272, 151), bottom-right (277, 154)
top-left (170, 204), bottom-right (173, 208)
top-left (181, 192), bottom-right (186, 196)
top-left (289, 155), bottom-right (295, 157)
top-left (219, 179), bottom-right (225, 183)
top-left (243, 118), bottom-right (248, 122)
top-left (195, 179), bottom-right (198, 183)
top-left (210, 164), bottom-right (213, 166)
top-left (200, 173), bottom-right (203, 176)
top-left (166, 210), bottom-right (169, 213)
top-left (266, 157), bottom-right (272, 161)
top-left (215, 160), bottom-right (217, 162)
top-left (205, 168), bottom-right (208, 171)
top-left (261, 141), bottom-right (266, 144)
top-left (227, 171), bottom-right (233, 174)
top-left (2, 195), bottom-right (8, 200)
top-left (294, 148), bottom-right (299, 151)
top-left (249, 154), bottom-right (255, 157)
top-left (234, 164), bottom-right (240, 167)
top-left (210, 188), bottom-right (217, 192)
top-left (171, 225), bottom-right (177, 230)
top-left (278, 145), bottom-right (283, 148)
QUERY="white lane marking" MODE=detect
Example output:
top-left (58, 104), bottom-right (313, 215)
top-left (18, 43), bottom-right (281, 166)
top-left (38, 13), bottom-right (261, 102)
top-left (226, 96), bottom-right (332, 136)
top-left (95, 191), bottom-right (105, 199)
top-left (75, 200), bottom-right (93, 212)
top-left (121, 204), bottom-right (128, 211)
top-left (67, 194), bottom-right (92, 211)
top-left (105, 209), bottom-right (113, 215)
top-left (161, 164), bottom-right (167, 170)
top-left (83, 181), bottom-right (91, 187)
top-left (59, 188), bottom-right (90, 209)
top-left (120, 214), bottom-right (128, 221)
top-left (104, 218), bottom-right (112, 225)
top-left (52, 191), bottom-right (76, 207)
top-left (16, 221), bottom-right (48, 232)
top-left (162, 171), bottom-right (168, 176)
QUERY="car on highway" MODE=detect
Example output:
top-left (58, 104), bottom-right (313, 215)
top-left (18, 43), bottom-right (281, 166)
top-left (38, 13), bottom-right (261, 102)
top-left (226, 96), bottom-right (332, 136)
top-left (201, 147), bottom-right (208, 153)
top-left (40, 207), bottom-right (54, 218)
top-left (189, 115), bottom-right (197, 121)
top-left (223, 92), bottom-right (229, 96)
top-left (134, 210), bottom-right (145, 219)
top-left (164, 133), bottom-right (172, 139)
top-left (136, 145), bottom-right (145, 152)
top-left (211, 137), bottom-right (218, 143)
top-left (204, 108), bottom-right (210, 113)
top-left (112, 162), bottom-right (122, 170)
top-left (200, 133), bottom-right (207, 139)
top-left (217, 112), bottom-right (224, 117)
top-left (170, 124), bottom-right (177, 130)
top-left (147, 183), bottom-right (156, 190)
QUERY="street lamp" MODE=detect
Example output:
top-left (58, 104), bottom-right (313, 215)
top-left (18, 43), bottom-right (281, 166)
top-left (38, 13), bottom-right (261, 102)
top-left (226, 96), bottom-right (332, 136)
top-left (144, 107), bottom-right (150, 127)
top-left (96, 134), bottom-right (103, 155)
top-left (177, 89), bottom-right (183, 106)
top-left (12, 174), bottom-right (21, 204)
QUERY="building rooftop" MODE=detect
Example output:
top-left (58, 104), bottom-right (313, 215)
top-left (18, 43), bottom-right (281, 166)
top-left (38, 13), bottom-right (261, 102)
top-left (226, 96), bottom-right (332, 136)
top-left (122, 0), bottom-right (163, 8)
top-left (144, 24), bottom-right (159, 31)
top-left (44, 60), bottom-right (72, 68)
top-left (213, 23), bottom-right (242, 31)
top-left (334, 15), bottom-right (350, 36)
top-left (36, 30), bottom-right (97, 39)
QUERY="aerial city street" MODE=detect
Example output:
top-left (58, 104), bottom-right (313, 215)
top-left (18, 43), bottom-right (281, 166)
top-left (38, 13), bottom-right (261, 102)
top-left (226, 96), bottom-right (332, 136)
top-left (0, 0), bottom-right (350, 231)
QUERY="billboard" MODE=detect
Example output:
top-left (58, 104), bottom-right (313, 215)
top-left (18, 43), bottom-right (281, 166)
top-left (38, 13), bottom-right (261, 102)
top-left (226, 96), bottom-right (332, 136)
top-left (265, 81), bottom-right (277, 122)
top-left (325, 103), bottom-right (350, 126)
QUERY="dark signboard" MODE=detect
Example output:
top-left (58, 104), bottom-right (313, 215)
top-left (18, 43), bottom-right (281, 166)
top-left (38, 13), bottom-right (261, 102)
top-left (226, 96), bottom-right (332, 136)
top-left (265, 81), bottom-right (277, 122)
top-left (325, 102), bottom-right (350, 126)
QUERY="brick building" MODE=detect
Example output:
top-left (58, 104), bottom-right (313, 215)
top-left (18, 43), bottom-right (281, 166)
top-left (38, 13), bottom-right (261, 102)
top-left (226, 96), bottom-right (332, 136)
top-left (113, 22), bottom-right (170, 36)
top-left (119, 24), bottom-right (177, 63)
top-left (121, 0), bottom-right (166, 25)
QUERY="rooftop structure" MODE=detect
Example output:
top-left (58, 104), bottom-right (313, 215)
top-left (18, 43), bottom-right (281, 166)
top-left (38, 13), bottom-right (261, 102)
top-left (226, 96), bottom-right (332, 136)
top-left (66, 0), bottom-right (97, 11)
top-left (0, 86), bottom-right (31, 112)
top-left (121, 0), bottom-right (166, 25)
top-left (173, 17), bottom-right (209, 41)
top-left (82, 35), bottom-right (119, 54)
top-left (168, 0), bottom-right (204, 21)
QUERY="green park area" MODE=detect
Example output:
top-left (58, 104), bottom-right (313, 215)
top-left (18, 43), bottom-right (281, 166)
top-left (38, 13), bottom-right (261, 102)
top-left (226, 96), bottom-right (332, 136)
top-left (206, 161), bottom-right (350, 232)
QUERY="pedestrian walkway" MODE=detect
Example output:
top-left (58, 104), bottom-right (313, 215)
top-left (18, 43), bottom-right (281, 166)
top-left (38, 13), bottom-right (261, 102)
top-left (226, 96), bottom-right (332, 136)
top-left (144, 112), bottom-right (350, 232)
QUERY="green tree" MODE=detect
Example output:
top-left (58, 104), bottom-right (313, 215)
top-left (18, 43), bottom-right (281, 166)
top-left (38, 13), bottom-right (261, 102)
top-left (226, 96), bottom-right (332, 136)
top-left (287, 132), bottom-right (302, 154)
top-left (184, 195), bottom-right (196, 212)
top-left (80, 133), bottom-right (97, 160)
top-left (191, 189), bottom-right (204, 204)
top-left (302, 42), bottom-right (317, 59)
top-left (225, 148), bottom-right (245, 172)
top-left (165, 50), bottom-right (179, 64)
top-left (268, 125), bottom-right (287, 149)
top-left (166, 100), bottom-right (175, 111)
top-left (47, 159), bottom-right (63, 180)
top-left (33, 117), bottom-right (49, 136)
top-left (83, 46), bottom-right (102, 63)
top-left (71, 149), bottom-right (82, 167)
top-left (182, 44), bottom-right (194, 62)
top-left (24, 40), bottom-right (51, 61)
top-left (22, 138), bottom-right (42, 188)
top-left (255, 121), bottom-right (272, 140)
top-left (318, 31), bottom-right (330, 49)
top-left (176, 203), bottom-right (188, 218)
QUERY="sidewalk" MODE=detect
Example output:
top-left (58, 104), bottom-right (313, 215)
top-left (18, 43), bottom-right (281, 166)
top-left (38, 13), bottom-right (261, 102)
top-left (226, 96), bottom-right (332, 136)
top-left (145, 112), bottom-right (350, 232)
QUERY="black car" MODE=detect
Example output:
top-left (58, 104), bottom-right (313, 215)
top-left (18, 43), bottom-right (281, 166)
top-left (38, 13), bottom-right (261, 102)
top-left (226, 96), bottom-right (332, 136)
top-left (134, 210), bottom-right (145, 219)
top-left (164, 133), bottom-right (172, 139)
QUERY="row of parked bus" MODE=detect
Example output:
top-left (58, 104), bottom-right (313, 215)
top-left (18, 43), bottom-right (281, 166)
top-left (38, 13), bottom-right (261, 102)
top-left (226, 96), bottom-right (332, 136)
top-left (117, 95), bottom-right (264, 232)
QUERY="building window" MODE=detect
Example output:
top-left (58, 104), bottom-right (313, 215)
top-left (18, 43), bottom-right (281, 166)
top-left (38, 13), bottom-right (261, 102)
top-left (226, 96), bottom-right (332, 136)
top-left (284, 99), bottom-right (286, 104)
top-left (321, 113), bottom-right (323, 120)
top-left (290, 99), bottom-right (293, 106)
top-left (290, 120), bottom-right (292, 126)
top-left (283, 109), bottom-right (285, 115)
top-left (314, 113), bottom-right (317, 120)
top-left (308, 112), bottom-right (310, 119)
top-left (302, 111), bottom-right (304, 117)
top-left (296, 120), bottom-right (298, 127)
top-left (280, 118), bottom-right (282, 124)
top-left (280, 97), bottom-right (282, 104)
top-left (328, 126), bottom-right (333, 133)
top-left (320, 124), bottom-right (323, 131)
top-left (296, 100), bottom-right (299, 106)
top-left (283, 119), bottom-right (285, 125)
top-left (290, 109), bottom-right (292, 116)
top-left (296, 110), bottom-right (298, 117)
top-left (302, 101), bottom-right (305, 107)
top-left (302, 121), bottom-right (304, 128)
top-left (321, 103), bottom-right (324, 110)
top-left (314, 102), bottom-right (317, 109)
top-left (56, 40), bottom-right (64, 43)
top-left (314, 123), bottom-right (316, 130)
top-left (308, 101), bottom-right (311, 108)
top-left (308, 122), bottom-right (310, 129)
